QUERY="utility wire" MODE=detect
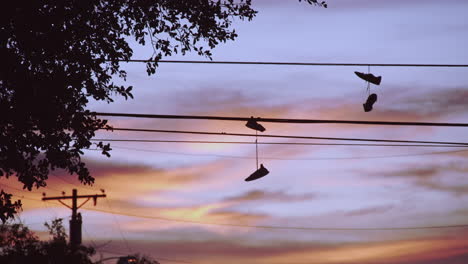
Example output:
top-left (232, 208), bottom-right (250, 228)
top-left (82, 207), bottom-right (468, 231)
top-left (103, 127), bottom-right (468, 146)
top-left (50, 171), bottom-right (99, 192)
top-left (0, 179), bottom-right (63, 193)
top-left (98, 249), bottom-right (195, 264)
top-left (6, 187), bottom-right (468, 231)
top-left (105, 145), bottom-right (468, 161)
top-left (95, 112), bottom-right (468, 127)
top-left (118, 59), bottom-right (468, 68)
top-left (104, 198), bottom-right (132, 255)
top-left (2, 181), bottom-right (128, 254)
top-left (1, 183), bottom-right (30, 193)
top-left (82, 225), bottom-right (99, 249)
top-left (91, 138), bottom-right (468, 148)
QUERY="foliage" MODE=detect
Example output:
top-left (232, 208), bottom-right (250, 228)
top-left (0, 222), bottom-right (40, 259)
top-left (44, 218), bottom-right (68, 243)
top-left (0, 191), bottom-right (22, 223)
top-left (0, 0), bottom-right (326, 221)
top-left (130, 254), bottom-right (161, 264)
top-left (300, 0), bottom-right (328, 8)
top-left (0, 218), bottom-right (95, 264)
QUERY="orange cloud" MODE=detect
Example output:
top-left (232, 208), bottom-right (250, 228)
top-left (93, 233), bottom-right (468, 264)
top-left (223, 189), bottom-right (317, 203)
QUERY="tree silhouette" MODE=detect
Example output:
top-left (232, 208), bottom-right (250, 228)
top-left (0, 191), bottom-right (22, 223)
top-left (0, 0), bottom-right (326, 221)
top-left (1, 219), bottom-right (165, 264)
top-left (0, 219), bottom-right (95, 264)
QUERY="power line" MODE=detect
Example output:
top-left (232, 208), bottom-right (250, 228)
top-left (82, 225), bottom-right (99, 249)
top-left (95, 112), bottom-right (468, 128)
top-left (50, 171), bottom-right (99, 192)
top-left (98, 249), bottom-right (195, 264)
top-left (82, 207), bottom-right (468, 231)
top-left (104, 198), bottom-right (132, 255)
top-left (103, 127), bottom-right (468, 146)
top-left (0, 179), bottom-right (63, 193)
top-left (2, 182), bottom-right (127, 254)
top-left (5, 191), bottom-right (193, 264)
top-left (47, 170), bottom-right (147, 254)
top-left (105, 145), bottom-right (468, 161)
top-left (119, 59), bottom-right (468, 68)
top-left (6, 187), bottom-right (468, 231)
top-left (91, 138), bottom-right (468, 148)
top-left (1, 183), bottom-right (30, 193)
top-left (42, 189), bottom-right (106, 248)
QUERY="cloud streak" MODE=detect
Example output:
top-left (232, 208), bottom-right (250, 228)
top-left (223, 189), bottom-right (317, 203)
top-left (95, 233), bottom-right (468, 264)
top-left (366, 161), bottom-right (468, 196)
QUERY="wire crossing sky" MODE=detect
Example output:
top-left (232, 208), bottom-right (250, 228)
top-left (95, 112), bottom-right (468, 127)
top-left (91, 139), bottom-right (468, 148)
top-left (104, 127), bottom-right (468, 146)
top-left (15, 1), bottom-right (468, 263)
top-left (6, 188), bottom-right (468, 232)
top-left (117, 59), bottom-right (468, 68)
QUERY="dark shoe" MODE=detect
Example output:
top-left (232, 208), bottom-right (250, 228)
top-left (363, 93), bottom-right (378, 112)
top-left (245, 164), bottom-right (269, 181)
top-left (355, 71), bottom-right (382, 85)
top-left (245, 116), bottom-right (266, 132)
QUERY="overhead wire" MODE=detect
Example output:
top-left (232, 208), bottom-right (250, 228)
top-left (1, 187), bottom-right (68, 223)
top-left (50, 171), bottom-right (99, 192)
top-left (118, 59), bottom-right (468, 68)
top-left (4, 185), bottom-right (468, 231)
top-left (0, 183), bottom-right (31, 193)
top-left (95, 112), bottom-right (468, 127)
top-left (42, 199), bottom-right (60, 221)
top-left (48, 173), bottom-right (130, 252)
top-left (82, 207), bottom-right (468, 231)
top-left (11, 191), bottom-right (129, 254)
top-left (106, 145), bottom-right (468, 161)
top-left (91, 138), bottom-right (468, 148)
top-left (2, 188), bottom-right (188, 263)
top-left (98, 248), bottom-right (195, 264)
top-left (102, 127), bottom-right (468, 146)
top-left (3, 187), bottom-right (128, 253)
top-left (3, 58), bottom-right (466, 256)
top-left (104, 197), bottom-right (133, 255)
top-left (82, 225), bottom-right (99, 249)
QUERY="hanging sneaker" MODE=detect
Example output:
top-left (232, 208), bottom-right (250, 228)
top-left (363, 93), bottom-right (378, 112)
top-left (245, 164), bottom-right (269, 181)
top-left (354, 71), bottom-right (382, 85)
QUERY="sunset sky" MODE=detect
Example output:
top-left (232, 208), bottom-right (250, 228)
top-left (3, 0), bottom-right (468, 263)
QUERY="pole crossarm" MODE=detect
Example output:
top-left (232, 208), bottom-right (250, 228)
top-left (94, 112), bottom-right (468, 128)
top-left (42, 194), bottom-right (106, 201)
top-left (42, 189), bottom-right (106, 248)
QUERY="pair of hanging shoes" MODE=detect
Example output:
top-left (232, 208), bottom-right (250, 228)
top-left (354, 72), bottom-right (382, 85)
top-left (355, 71), bottom-right (381, 112)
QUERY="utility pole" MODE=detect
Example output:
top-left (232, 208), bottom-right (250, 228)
top-left (42, 188), bottom-right (106, 248)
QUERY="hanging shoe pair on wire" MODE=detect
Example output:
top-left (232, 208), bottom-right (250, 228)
top-left (244, 117), bottom-right (269, 182)
top-left (354, 69), bottom-right (382, 112)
